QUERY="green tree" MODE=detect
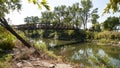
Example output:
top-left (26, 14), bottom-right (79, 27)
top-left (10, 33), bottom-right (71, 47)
top-left (0, 0), bottom-right (49, 48)
top-left (24, 16), bottom-right (39, 24)
top-left (54, 5), bottom-right (67, 24)
top-left (68, 3), bottom-right (82, 28)
top-left (91, 8), bottom-right (99, 24)
top-left (40, 0), bottom-right (93, 30)
top-left (80, 0), bottom-right (93, 29)
top-left (24, 16), bottom-right (40, 38)
top-left (41, 11), bottom-right (55, 24)
top-left (102, 17), bottom-right (120, 31)
top-left (40, 4), bottom-right (83, 28)
top-left (91, 8), bottom-right (100, 32)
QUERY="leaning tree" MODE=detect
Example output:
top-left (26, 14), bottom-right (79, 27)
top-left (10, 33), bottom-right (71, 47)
top-left (0, 0), bottom-right (49, 48)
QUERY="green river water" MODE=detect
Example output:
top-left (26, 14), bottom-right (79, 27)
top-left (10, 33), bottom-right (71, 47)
top-left (34, 39), bottom-right (120, 68)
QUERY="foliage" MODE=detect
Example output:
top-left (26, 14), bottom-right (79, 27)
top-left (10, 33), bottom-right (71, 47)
top-left (90, 23), bottom-right (101, 32)
top-left (35, 42), bottom-right (47, 52)
top-left (24, 16), bottom-right (41, 38)
top-left (0, 0), bottom-right (49, 17)
top-left (24, 16), bottom-right (40, 24)
top-left (85, 30), bottom-right (94, 40)
top-left (56, 30), bottom-right (86, 41)
top-left (95, 31), bottom-right (120, 42)
top-left (34, 41), bottom-right (58, 59)
top-left (42, 30), bottom-right (54, 38)
top-left (0, 26), bottom-right (16, 50)
top-left (40, 4), bottom-right (82, 28)
top-left (102, 16), bottom-right (120, 31)
top-left (40, 0), bottom-right (95, 29)
top-left (0, 0), bottom-right (21, 17)
top-left (0, 54), bottom-right (12, 62)
top-left (91, 8), bottom-right (99, 25)
top-left (104, 0), bottom-right (120, 13)
top-left (80, 0), bottom-right (93, 29)
top-left (0, 39), bottom-right (15, 50)
top-left (28, 0), bottom-right (50, 10)
top-left (0, 0), bottom-right (50, 48)
top-left (72, 30), bottom-right (86, 41)
top-left (40, 11), bottom-right (55, 23)
top-left (84, 30), bottom-right (120, 43)
top-left (0, 53), bottom-right (12, 68)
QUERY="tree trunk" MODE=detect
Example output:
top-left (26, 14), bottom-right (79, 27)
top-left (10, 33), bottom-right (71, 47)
top-left (0, 18), bottom-right (31, 48)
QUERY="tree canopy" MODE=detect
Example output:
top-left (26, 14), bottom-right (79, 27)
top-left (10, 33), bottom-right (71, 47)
top-left (102, 16), bottom-right (120, 31)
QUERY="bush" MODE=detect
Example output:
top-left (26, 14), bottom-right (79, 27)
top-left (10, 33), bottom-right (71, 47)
top-left (0, 40), bottom-right (15, 50)
top-left (72, 30), bottom-right (86, 41)
top-left (0, 26), bottom-right (16, 50)
top-left (34, 42), bottom-right (48, 52)
top-left (97, 31), bottom-right (120, 40)
top-left (0, 53), bottom-right (12, 68)
top-left (85, 30), bottom-right (94, 40)
top-left (34, 41), bottom-right (58, 59)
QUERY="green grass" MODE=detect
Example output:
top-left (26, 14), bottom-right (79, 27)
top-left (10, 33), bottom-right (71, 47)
top-left (0, 51), bottom-right (12, 68)
top-left (34, 42), bottom-right (59, 59)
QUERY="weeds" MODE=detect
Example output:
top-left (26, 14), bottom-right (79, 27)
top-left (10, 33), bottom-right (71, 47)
top-left (34, 41), bottom-right (58, 59)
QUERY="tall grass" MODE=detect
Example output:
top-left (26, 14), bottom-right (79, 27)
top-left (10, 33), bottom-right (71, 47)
top-left (34, 41), bottom-right (58, 59)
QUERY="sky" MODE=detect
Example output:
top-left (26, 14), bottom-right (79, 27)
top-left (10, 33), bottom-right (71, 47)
top-left (6, 0), bottom-right (120, 27)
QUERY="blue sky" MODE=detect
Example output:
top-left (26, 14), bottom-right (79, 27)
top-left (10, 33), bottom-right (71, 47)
top-left (6, 0), bottom-right (120, 26)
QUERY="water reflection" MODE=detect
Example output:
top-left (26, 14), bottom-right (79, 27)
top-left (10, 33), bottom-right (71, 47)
top-left (33, 39), bottom-right (120, 68)
top-left (49, 41), bottom-right (120, 68)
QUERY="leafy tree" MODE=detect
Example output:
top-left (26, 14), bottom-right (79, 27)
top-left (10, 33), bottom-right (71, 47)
top-left (24, 16), bottom-right (39, 24)
top-left (24, 16), bottom-right (40, 38)
top-left (0, 0), bottom-right (49, 48)
top-left (40, 0), bottom-right (93, 30)
top-left (102, 17), bottom-right (120, 31)
top-left (80, 0), bottom-right (93, 29)
top-left (90, 8), bottom-right (100, 32)
top-left (104, 0), bottom-right (120, 13)
top-left (68, 3), bottom-right (82, 28)
top-left (92, 23), bottom-right (101, 32)
top-left (91, 8), bottom-right (99, 24)
top-left (40, 11), bottom-right (55, 24)
top-left (54, 5), bottom-right (67, 24)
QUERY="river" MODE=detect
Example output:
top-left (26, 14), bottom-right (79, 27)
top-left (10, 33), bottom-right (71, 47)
top-left (32, 38), bottom-right (120, 68)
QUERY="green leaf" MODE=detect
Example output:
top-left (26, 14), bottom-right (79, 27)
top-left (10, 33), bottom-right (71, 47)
top-left (37, 3), bottom-right (42, 9)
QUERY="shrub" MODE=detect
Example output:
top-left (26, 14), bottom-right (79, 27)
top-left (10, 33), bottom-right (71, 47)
top-left (0, 53), bottom-right (12, 68)
top-left (34, 42), bottom-right (48, 52)
top-left (0, 40), bottom-right (15, 50)
top-left (0, 26), bottom-right (16, 50)
top-left (85, 30), bottom-right (94, 40)
top-left (97, 31), bottom-right (120, 40)
top-left (34, 41), bottom-right (58, 59)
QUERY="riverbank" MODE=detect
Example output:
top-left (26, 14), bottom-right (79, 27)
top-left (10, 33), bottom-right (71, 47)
top-left (0, 40), bottom-right (82, 68)
top-left (11, 44), bottom-right (82, 68)
top-left (0, 39), bottom-right (120, 68)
